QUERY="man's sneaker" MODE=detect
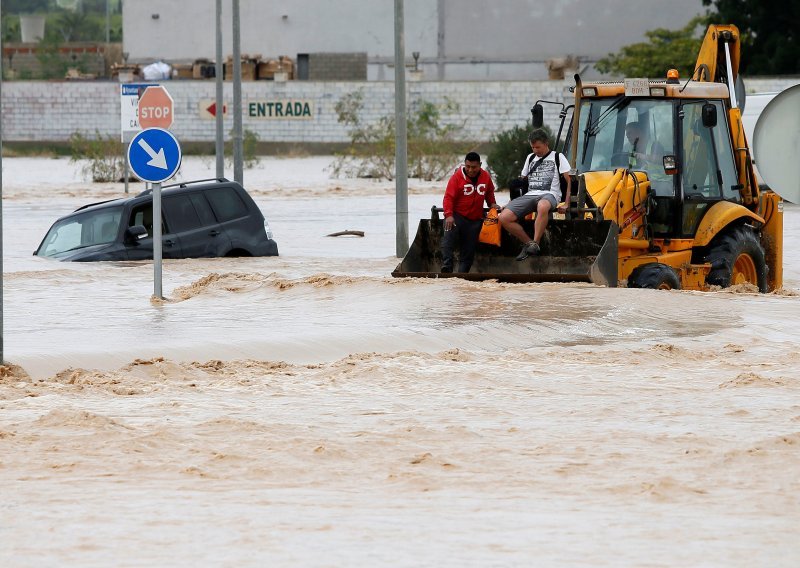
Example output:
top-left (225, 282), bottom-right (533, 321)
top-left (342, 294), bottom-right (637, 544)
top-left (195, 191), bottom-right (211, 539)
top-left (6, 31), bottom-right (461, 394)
top-left (516, 241), bottom-right (540, 261)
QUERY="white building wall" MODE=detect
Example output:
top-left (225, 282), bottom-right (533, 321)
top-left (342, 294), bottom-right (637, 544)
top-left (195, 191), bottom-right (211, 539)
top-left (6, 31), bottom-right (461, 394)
top-left (123, 0), bottom-right (707, 80)
top-left (123, 1), bottom-right (437, 64)
top-left (3, 78), bottom-right (797, 144)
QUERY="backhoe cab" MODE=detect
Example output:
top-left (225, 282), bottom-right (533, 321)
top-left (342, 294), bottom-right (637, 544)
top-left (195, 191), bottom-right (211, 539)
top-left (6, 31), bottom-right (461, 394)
top-left (393, 24), bottom-right (786, 292)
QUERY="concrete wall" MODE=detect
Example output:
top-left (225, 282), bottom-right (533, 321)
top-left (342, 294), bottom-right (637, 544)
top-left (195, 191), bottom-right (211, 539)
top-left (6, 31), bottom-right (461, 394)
top-left (2, 78), bottom-right (798, 145)
top-left (123, 0), bottom-right (706, 80)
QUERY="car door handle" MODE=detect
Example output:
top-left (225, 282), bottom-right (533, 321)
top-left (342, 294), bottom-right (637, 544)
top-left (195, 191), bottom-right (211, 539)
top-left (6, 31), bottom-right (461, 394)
top-left (164, 239), bottom-right (175, 247)
top-left (209, 230), bottom-right (221, 237)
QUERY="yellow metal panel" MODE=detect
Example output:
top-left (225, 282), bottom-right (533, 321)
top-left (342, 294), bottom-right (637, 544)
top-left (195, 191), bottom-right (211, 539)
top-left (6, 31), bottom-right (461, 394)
top-left (586, 82), bottom-right (730, 99)
top-left (620, 250), bottom-right (694, 283)
top-left (587, 169), bottom-right (624, 210)
top-left (618, 238), bottom-right (650, 250)
top-left (693, 24), bottom-right (740, 82)
top-left (693, 201), bottom-right (764, 247)
top-left (681, 264), bottom-right (712, 290)
top-left (759, 191), bottom-right (784, 291)
top-left (591, 170), bottom-right (649, 226)
top-left (729, 107), bottom-right (758, 206)
top-left (620, 251), bottom-right (710, 291)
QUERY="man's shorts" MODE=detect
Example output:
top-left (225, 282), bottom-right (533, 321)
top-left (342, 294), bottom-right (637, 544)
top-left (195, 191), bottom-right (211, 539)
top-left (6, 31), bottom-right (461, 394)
top-left (504, 192), bottom-right (558, 220)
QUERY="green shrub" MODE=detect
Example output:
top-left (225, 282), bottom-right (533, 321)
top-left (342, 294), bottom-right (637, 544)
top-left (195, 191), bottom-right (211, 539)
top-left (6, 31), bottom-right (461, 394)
top-left (69, 131), bottom-right (125, 182)
top-left (225, 128), bottom-right (261, 169)
top-left (330, 90), bottom-right (475, 181)
top-left (487, 123), bottom-right (555, 189)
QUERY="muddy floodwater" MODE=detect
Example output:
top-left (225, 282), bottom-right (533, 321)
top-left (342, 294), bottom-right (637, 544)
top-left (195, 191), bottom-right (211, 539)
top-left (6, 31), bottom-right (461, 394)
top-left (1, 156), bottom-right (799, 566)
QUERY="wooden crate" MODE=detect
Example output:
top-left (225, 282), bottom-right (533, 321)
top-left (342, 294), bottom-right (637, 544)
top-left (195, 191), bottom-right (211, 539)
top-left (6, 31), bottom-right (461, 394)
top-left (225, 60), bottom-right (256, 81)
top-left (173, 64), bottom-right (193, 79)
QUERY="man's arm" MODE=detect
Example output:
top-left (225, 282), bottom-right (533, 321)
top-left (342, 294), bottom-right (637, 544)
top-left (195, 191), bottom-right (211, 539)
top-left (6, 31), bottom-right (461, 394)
top-left (557, 153), bottom-right (572, 214)
top-left (443, 174), bottom-right (458, 230)
top-left (484, 175), bottom-right (501, 210)
top-left (558, 174), bottom-right (572, 214)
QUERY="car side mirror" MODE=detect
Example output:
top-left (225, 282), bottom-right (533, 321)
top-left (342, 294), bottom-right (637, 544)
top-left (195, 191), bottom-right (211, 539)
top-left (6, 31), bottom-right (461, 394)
top-left (701, 103), bottom-right (717, 128)
top-left (125, 224), bottom-right (148, 243)
top-left (662, 155), bottom-right (678, 175)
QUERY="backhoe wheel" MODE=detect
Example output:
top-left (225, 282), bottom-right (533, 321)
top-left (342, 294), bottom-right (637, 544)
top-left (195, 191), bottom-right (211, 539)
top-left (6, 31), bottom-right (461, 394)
top-left (704, 226), bottom-right (768, 292)
top-left (628, 263), bottom-right (681, 290)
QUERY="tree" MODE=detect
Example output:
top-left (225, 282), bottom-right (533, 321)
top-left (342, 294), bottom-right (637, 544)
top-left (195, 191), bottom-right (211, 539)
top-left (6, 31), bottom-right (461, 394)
top-left (703, 0), bottom-right (800, 75)
top-left (330, 90), bottom-right (472, 181)
top-left (595, 16), bottom-right (707, 78)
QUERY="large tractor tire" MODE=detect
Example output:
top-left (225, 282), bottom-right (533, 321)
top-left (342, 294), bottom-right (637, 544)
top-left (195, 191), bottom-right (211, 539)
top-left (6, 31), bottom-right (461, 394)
top-left (704, 226), bottom-right (768, 292)
top-left (628, 263), bottom-right (681, 290)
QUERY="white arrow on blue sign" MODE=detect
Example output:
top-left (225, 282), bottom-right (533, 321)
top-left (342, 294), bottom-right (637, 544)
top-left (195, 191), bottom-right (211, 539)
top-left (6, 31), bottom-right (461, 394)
top-left (127, 127), bottom-right (182, 183)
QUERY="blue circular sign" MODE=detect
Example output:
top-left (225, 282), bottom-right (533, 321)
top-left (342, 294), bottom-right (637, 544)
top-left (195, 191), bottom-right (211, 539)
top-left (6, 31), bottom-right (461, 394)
top-left (127, 127), bottom-right (182, 183)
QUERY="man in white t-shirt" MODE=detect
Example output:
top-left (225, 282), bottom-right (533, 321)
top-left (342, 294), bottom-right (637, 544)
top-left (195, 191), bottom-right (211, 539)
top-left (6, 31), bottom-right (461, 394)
top-left (498, 129), bottom-right (571, 260)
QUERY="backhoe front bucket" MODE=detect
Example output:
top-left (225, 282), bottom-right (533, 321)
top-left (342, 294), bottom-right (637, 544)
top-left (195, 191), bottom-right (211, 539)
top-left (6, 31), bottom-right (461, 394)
top-left (392, 210), bottom-right (619, 285)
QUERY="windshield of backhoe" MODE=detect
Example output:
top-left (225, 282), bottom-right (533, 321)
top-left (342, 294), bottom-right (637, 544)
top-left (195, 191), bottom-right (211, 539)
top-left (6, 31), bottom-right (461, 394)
top-left (576, 98), bottom-right (676, 195)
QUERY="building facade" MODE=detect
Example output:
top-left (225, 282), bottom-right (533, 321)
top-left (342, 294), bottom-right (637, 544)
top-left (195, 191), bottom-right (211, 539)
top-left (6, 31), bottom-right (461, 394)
top-left (123, 0), bottom-right (706, 81)
top-left (4, 78), bottom-right (797, 145)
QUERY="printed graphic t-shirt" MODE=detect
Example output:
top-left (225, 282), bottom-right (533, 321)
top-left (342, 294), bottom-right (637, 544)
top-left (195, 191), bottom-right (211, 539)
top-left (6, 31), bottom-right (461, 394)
top-left (521, 152), bottom-right (571, 201)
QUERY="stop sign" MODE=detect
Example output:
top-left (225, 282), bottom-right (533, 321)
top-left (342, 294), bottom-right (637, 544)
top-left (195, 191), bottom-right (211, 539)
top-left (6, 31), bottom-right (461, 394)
top-left (138, 85), bottom-right (174, 129)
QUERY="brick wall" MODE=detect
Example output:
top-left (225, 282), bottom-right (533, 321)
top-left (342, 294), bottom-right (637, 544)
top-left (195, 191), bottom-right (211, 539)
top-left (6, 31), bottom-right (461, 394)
top-left (3, 43), bottom-right (111, 79)
top-left (307, 53), bottom-right (367, 81)
top-left (2, 78), bottom-right (798, 144)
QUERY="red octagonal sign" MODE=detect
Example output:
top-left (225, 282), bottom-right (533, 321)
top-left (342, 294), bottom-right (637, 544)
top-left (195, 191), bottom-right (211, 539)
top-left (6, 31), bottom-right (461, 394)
top-left (138, 85), bottom-right (174, 129)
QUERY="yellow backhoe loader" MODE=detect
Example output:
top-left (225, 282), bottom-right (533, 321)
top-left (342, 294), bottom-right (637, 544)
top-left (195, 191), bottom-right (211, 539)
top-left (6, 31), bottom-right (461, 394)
top-left (393, 24), bottom-right (786, 291)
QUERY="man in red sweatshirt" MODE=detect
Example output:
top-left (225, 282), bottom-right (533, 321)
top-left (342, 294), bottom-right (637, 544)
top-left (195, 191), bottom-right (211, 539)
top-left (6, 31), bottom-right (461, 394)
top-left (441, 151), bottom-right (499, 273)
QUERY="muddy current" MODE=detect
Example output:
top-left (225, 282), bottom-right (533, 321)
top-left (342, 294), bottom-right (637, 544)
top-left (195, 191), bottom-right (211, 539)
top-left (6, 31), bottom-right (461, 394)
top-left (1, 157), bottom-right (799, 566)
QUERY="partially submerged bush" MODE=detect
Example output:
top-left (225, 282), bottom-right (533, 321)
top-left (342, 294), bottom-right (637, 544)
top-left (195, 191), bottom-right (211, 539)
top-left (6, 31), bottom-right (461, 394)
top-left (331, 90), bottom-right (474, 181)
top-left (69, 131), bottom-right (125, 182)
top-left (225, 128), bottom-right (261, 169)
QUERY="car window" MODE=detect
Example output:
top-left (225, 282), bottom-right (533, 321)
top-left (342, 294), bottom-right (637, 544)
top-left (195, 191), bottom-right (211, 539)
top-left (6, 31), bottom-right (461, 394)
top-left (129, 202), bottom-right (166, 235)
top-left (163, 194), bottom-right (203, 233)
top-left (189, 192), bottom-right (218, 226)
top-left (205, 187), bottom-right (249, 222)
top-left (38, 206), bottom-right (123, 257)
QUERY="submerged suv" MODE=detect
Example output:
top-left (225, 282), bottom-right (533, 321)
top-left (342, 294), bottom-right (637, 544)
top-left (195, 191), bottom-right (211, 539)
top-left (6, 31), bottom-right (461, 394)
top-left (35, 178), bottom-right (279, 261)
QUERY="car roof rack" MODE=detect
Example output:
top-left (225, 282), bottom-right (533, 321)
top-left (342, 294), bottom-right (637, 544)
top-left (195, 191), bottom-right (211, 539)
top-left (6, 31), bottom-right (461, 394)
top-left (137, 177), bottom-right (230, 196)
top-left (73, 198), bottom-right (120, 212)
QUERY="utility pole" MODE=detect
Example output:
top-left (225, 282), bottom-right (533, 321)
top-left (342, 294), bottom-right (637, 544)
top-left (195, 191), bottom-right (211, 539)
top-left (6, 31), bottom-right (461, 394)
top-left (232, 0), bottom-right (243, 184)
top-left (0, 0), bottom-right (4, 363)
top-left (394, 0), bottom-right (409, 257)
top-left (215, 0), bottom-right (224, 178)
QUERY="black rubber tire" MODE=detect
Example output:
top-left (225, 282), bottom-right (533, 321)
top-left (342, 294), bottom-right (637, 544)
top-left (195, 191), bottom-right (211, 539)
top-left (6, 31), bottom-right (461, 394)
top-left (704, 226), bottom-right (768, 292)
top-left (628, 263), bottom-right (682, 290)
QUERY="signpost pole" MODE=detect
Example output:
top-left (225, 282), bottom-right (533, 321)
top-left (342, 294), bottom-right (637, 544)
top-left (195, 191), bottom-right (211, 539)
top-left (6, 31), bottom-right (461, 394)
top-left (394, 0), bottom-right (409, 258)
top-left (232, 0), bottom-right (243, 185)
top-left (124, 152), bottom-right (129, 194)
top-left (127, 127), bottom-right (180, 301)
top-left (153, 182), bottom-right (163, 299)
top-left (1, 0), bottom-right (4, 363)
top-left (215, 0), bottom-right (224, 178)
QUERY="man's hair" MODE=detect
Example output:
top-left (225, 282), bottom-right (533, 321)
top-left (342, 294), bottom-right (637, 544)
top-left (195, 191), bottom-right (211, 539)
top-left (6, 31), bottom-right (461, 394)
top-left (465, 151), bottom-right (481, 163)
top-left (528, 129), bottom-right (550, 145)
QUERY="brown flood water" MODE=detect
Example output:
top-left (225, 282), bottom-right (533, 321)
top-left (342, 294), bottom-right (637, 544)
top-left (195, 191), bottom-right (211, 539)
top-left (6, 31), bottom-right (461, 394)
top-left (1, 157), bottom-right (799, 566)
